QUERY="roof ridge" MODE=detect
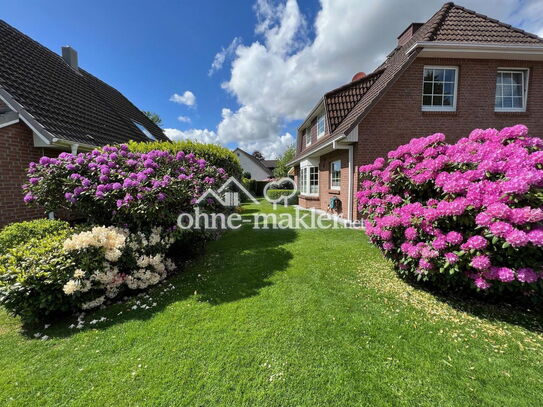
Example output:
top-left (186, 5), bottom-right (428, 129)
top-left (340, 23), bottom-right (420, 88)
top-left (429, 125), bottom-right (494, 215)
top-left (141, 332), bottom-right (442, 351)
top-left (324, 68), bottom-right (385, 97)
top-left (449, 2), bottom-right (543, 42)
top-left (423, 2), bottom-right (455, 42)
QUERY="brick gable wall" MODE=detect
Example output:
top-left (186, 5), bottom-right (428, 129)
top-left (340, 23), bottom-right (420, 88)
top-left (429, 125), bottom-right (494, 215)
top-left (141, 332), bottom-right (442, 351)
top-left (0, 122), bottom-right (50, 227)
top-left (356, 57), bottom-right (543, 165)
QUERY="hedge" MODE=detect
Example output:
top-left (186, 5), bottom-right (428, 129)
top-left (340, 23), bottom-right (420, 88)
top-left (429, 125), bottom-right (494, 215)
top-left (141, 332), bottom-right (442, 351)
top-left (0, 219), bottom-right (71, 254)
top-left (265, 189), bottom-right (299, 205)
top-left (127, 139), bottom-right (242, 179)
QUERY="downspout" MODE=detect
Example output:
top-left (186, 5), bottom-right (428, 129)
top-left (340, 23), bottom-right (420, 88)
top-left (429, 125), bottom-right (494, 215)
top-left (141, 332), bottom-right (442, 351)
top-left (332, 141), bottom-right (354, 222)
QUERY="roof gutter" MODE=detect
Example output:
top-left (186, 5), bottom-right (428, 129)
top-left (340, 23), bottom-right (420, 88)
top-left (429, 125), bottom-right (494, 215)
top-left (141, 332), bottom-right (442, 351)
top-left (287, 134), bottom-right (347, 166)
top-left (51, 138), bottom-right (98, 152)
top-left (407, 41), bottom-right (543, 56)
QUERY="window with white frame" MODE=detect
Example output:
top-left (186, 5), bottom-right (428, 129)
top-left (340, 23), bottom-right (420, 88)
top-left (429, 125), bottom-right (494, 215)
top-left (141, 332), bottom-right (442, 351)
top-left (422, 66), bottom-right (458, 111)
top-left (330, 160), bottom-right (341, 189)
top-left (317, 114), bottom-right (326, 138)
top-left (304, 128), bottom-right (311, 146)
top-left (495, 69), bottom-right (529, 111)
top-left (300, 166), bottom-right (319, 195)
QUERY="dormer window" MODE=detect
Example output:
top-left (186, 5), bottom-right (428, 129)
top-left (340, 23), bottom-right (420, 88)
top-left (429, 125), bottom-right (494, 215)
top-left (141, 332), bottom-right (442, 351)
top-left (133, 120), bottom-right (157, 141)
top-left (304, 128), bottom-right (311, 146)
top-left (317, 114), bottom-right (326, 138)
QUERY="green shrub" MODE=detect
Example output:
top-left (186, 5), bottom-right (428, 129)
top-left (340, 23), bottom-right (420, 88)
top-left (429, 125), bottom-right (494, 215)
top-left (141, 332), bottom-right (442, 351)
top-left (0, 219), bottom-right (71, 253)
top-left (0, 228), bottom-right (77, 321)
top-left (0, 225), bottom-right (181, 322)
top-left (265, 189), bottom-right (299, 205)
top-left (126, 139), bottom-right (242, 179)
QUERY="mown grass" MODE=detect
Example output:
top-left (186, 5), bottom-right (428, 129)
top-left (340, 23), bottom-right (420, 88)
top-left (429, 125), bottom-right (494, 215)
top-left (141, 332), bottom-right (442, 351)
top-left (1, 201), bottom-right (542, 406)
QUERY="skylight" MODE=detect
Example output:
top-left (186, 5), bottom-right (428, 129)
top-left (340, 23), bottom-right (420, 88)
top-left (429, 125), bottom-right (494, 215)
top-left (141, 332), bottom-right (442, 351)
top-left (133, 120), bottom-right (157, 141)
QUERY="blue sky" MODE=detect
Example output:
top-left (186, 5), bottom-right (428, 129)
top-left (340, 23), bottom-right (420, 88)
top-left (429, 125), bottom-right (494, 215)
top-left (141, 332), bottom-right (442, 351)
top-left (3, 0), bottom-right (543, 158)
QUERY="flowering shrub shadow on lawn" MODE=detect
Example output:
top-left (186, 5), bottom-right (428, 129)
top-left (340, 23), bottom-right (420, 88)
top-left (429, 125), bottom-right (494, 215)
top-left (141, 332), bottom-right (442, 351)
top-left (403, 277), bottom-right (543, 333)
top-left (29, 225), bottom-right (297, 338)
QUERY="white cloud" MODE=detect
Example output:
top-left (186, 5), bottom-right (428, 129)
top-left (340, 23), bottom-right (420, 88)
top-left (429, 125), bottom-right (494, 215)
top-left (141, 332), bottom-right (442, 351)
top-left (176, 0), bottom-right (543, 158)
top-left (169, 91), bottom-right (196, 106)
top-left (208, 37), bottom-right (243, 76)
top-left (239, 132), bottom-right (295, 159)
top-left (177, 115), bottom-right (191, 123)
top-left (164, 128), bottom-right (219, 144)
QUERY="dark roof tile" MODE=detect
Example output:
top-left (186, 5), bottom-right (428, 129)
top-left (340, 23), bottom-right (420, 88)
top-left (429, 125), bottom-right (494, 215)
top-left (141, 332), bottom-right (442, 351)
top-left (0, 19), bottom-right (169, 146)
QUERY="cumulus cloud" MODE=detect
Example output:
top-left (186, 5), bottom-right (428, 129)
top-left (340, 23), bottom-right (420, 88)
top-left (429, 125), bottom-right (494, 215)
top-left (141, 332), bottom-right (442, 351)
top-left (163, 128), bottom-right (219, 144)
top-left (177, 115), bottom-right (191, 123)
top-left (171, 0), bottom-right (543, 158)
top-left (208, 37), bottom-right (243, 76)
top-left (169, 91), bottom-right (196, 106)
top-left (239, 132), bottom-right (295, 159)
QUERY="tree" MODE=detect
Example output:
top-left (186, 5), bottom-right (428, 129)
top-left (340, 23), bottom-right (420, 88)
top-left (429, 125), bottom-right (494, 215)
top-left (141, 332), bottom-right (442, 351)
top-left (143, 111), bottom-right (163, 127)
top-left (252, 151), bottom-right (264, 161)
top-left (273, 145), bottom-right (295, 178)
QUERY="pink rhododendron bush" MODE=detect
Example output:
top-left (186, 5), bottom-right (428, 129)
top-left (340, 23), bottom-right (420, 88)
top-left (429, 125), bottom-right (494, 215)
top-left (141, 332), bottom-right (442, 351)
top-left (358, 125), bottom-right (543, 301)
top-left (22, 144), bottom-right (230, 229)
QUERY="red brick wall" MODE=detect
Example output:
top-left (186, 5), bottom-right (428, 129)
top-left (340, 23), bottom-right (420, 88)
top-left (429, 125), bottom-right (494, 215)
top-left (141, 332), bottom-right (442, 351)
top-left (356, 57), bottom-right (543, 165)
top-left (0, 122), bottom-right (50, 227)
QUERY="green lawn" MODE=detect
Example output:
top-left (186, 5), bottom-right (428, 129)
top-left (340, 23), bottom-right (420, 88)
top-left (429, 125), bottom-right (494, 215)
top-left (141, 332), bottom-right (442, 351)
top-left (1, 201), bottom-right (542, 406)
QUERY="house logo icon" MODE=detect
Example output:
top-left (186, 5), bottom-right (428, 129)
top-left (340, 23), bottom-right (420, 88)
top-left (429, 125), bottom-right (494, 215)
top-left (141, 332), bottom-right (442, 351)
top-left (195, 177), bottom-right (260, 207)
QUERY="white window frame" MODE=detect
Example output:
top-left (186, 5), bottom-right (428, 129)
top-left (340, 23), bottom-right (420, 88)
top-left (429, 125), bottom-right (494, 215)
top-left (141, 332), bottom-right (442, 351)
top-left (317, 114), bottom-right (326, 139)
top-left (304, 127), bottom-right (311, 147)
top-left (300, 165), bottom-right (319, 196)
top-left (494, 68), bottom-right (529, 112)
top-left (330, 160), bottom-right (341, 190)
top-left (421, 66), bottom-right (458, 112)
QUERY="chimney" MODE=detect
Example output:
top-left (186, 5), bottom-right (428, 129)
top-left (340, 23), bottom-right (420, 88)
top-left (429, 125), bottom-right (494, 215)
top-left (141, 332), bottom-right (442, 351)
top-left (397, 23), bottom-right (423, 47)
top-left (351, 72), bottom-right (366, 82)
top-left (62, 46), bottom-right (78, 71)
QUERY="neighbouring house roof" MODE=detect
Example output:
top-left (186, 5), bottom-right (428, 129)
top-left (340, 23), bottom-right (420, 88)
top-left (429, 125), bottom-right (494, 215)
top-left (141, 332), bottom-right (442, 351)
top-left (0, 19), bottom-right (169, 148)
top-left (262, 159), bottom-right (278, 169)
top-left (291, 2), bottom-right (543, 163)
top-left (233, 148), bottom-right (274, 177)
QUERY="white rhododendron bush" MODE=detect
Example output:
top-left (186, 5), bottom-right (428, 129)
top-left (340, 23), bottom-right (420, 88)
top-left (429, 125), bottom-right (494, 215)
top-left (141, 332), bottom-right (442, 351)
top-left (62, 226), bottom-right (176, 310)
top-left (0, 223), bottom-right (179, 321)
top-left (358, 125), bottom-right (543, 301)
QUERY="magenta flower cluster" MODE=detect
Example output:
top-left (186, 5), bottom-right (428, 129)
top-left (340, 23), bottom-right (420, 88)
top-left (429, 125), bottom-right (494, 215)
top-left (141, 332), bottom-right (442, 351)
top-left (23, 144), bottom-right (230, 229)
top-left (358, 125), bottom-right (543, 297)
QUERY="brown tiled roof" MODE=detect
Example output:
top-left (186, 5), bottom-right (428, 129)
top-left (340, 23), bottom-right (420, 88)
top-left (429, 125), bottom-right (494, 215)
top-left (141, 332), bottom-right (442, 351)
top-left (293, 2), bottom-right (543, 162)
top-left (427, 4), bottom-right (543, 44)
top-left (332, 2), bottom-right (543, 139)
top-left (324, 69), bottom-right (384, 133)
top-left (0, 19), bottom-right (169, 146)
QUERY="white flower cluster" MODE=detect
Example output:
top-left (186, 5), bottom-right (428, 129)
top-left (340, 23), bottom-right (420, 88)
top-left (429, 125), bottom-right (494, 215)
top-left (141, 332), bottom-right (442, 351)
top-left (63, 226), bottom-right (127, 262)
top-left (61, 226), bottom-right (178, 311)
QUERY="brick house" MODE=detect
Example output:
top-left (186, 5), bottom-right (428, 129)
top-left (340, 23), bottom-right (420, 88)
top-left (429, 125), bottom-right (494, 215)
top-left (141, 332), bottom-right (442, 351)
top-left (289, 2), bottom-right (543, 222)
top-left (0, 20), bottom-right (169, 227)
